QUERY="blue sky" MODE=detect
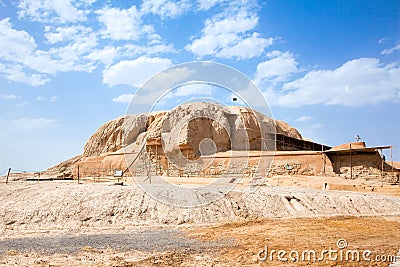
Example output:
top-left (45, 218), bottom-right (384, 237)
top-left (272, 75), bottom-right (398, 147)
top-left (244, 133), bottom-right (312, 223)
top-left (0, 0), bottom-right (399, 172)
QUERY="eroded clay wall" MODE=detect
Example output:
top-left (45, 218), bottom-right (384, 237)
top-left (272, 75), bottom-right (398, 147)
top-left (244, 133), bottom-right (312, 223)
top-left (267, 153), bottom-right (334, 177)
top-left (330, 152), bottom-right (382, 179)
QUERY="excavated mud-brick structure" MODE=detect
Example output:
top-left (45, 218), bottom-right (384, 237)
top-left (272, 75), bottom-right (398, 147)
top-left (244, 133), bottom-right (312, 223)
top-left (46, 102), bottom-right (398, 183)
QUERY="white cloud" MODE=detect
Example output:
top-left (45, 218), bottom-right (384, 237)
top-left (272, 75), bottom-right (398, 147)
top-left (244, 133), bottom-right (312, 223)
top-left (11, 118), bottom-right (56, 131)
top-left (197, 0), bottom-right (226, 10)
top-left (0, 64), bottom-right (50, 86)
top-left (86, 46), bottom-right (118, 66)
top-left (96, 6), bottom-right (146, 41)
top-left (378, 38), bottom-right (388, 44)
top-left (175, 84), bottom-right (213, 96)
top-left (112, 94), bottom-right (135, 103)
top-left (126, 66), bottom-right (197, 106)
top-left (18, 0), bottom-right (87, 23)
top-left (24, 30), bottom-right (97, 75)
top-left (185, 10), bottom-right (272, 59)
top-left (256, 51), bottom-right (298, 82)
top-left (35, 95), bottom-right (58, 102)
top-left (1, 4), bottom-right (174, 86)
top-left (165, 83), bottom-right (214, 98)
top-left (44, 32), bottom-right (98, 71)
top-left (0, 18), bottom-right (36, 60)
top-left (102, 57), bottom-right (173, 87)
top-left (16, 102), bottom-right (29, 107)
top-left (140, 66), bottom-right (194, 93)
top-left (1, 94), bottom-right (19, 100)
top-left (295, 116), bottom-right (313, 122)
top-left (381, 43), bottom-right (400, 55)
top-left (1, 15), bottom-right (171, 86)
top-left (123, 43), bottom-right (175, 58)
top-left (141, 0), bottom-right (190, 18)
top-left (44, 25), bottom-right (92, 44)
top-left (81, 0), bottom-right (96, 4)
top-left (217, 32), bottom-right (273, 59)
top-left (267, 58), bottom-right (400, 107)
top-left (0, 18), bottom-right (97, 85)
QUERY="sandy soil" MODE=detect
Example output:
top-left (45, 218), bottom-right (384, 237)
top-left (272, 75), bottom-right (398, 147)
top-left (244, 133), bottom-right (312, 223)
top-left (1, 216), bottom-right (399, 266)
top-left (1, 180), bottom-right (399, 266)
top-left (185, 216), bottom-right (400, 266)
top-left (1, 181), bottom-right (400, 232)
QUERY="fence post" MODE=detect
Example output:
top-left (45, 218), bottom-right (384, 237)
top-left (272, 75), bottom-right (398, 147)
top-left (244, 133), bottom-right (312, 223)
top-left (350, 143), bottom-right (353, 179)
top-left (6, 168), bottom-right (11, 184)
top-left (381, 149), bottom-right (384, 186)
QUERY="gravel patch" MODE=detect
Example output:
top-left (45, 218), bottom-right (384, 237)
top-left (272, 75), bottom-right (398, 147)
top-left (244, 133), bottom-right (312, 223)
top-left (0, 229), bottom-right (226, 255)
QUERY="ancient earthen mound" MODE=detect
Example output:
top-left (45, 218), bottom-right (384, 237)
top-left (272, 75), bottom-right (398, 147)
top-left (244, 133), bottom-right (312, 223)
top-left (50, 102), bottom-right (304, 177)
top-left (84, 102), bottom-right (302, 157)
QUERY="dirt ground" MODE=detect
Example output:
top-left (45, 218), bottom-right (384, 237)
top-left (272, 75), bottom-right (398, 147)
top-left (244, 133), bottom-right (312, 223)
top-left (1, 177), bottom-right (400, 266)
top-left (184, 216), bottom-right (400, 267)
top-left (1, 216), bottom-right (399, 266)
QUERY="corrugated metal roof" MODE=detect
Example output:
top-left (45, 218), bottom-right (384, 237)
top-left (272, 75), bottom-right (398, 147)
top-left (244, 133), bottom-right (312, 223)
top-left (325, 145), bottom-right (393, 154)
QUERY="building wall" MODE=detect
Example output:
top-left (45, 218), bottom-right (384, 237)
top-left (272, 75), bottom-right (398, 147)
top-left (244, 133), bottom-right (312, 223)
top-left (328, 152), bottom-right (381, 178)
top-left (128, 147), bottom-right (335, 178)
top-left (327, 152), bottom-right (399, 182)
top-left (69, 146), bottom-right (398, 184)
top-left (267, 153), bottom-right (334, 177)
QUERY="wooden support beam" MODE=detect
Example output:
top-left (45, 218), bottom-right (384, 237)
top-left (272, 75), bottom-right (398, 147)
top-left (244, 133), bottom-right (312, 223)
top-left (6, 168), bottom-right (11, 184)
top-left (390, 147), bottom-right (393, 174)
top-left (381, 149), bottom-right (384, 182)
top-left (349, 143), bottom-right (352, 179)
